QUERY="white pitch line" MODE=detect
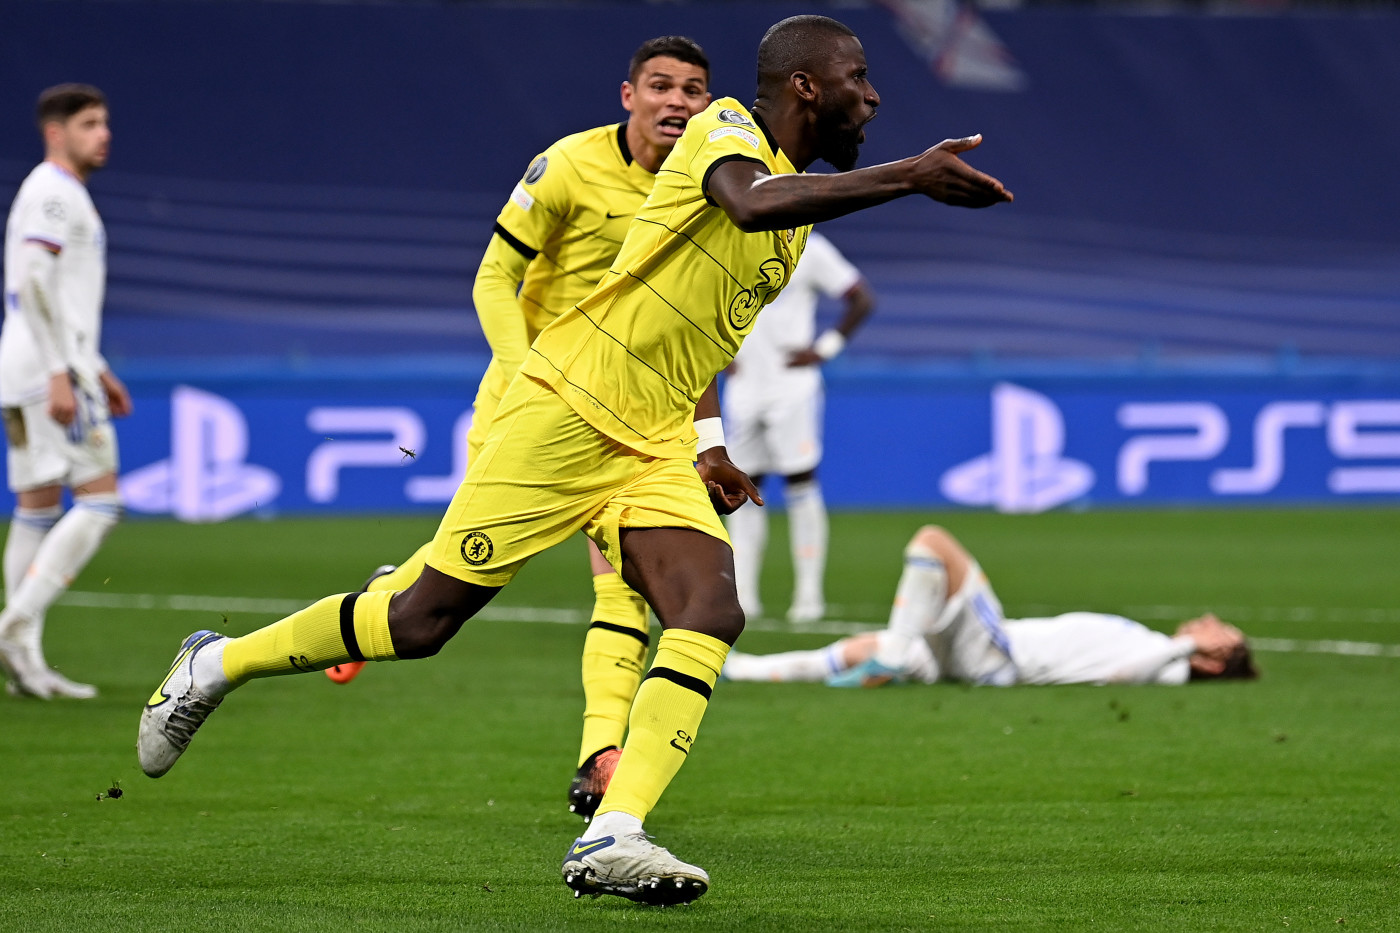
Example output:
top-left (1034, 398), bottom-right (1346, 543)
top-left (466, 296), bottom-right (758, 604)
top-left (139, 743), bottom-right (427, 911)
top-left (38, 590), bottom-right (1400, 656)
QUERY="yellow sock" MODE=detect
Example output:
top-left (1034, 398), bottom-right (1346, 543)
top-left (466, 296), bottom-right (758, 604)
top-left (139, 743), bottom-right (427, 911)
top-left (578, 572), bottom-right (651, 767)
top-left (221, 589), bottom-right (397, 686)
top-left (594, 628), bottom-right (730, 822)
top-left (366, 542), bottom-right (432, 593)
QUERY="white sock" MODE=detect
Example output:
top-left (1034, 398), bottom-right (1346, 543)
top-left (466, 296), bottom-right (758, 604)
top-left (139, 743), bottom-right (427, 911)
top-left (584, 809), bottom-right (644, 841)
top-left (726, 500), bottom-right (767, 615)
top-left (722, 644), bottom-right (846, 682)
top-left (0, 493), bottom-right (120, 633)
top-left (192, 638), bottom-right (233, 697)
top-left (872, 542), bottom-right (948, 670)
top-left (786, 479), bottom-right (827, 608)
top-left (1, 505), bottom-right (63, 645)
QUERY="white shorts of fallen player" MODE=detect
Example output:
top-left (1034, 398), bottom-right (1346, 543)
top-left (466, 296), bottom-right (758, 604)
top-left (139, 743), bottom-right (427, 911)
top-left (3, 395), bottom-right (118, 493)
top-left (724, 383), bottom-right (823, 478)
top-left (881, 570), bottom-right (1019, 687)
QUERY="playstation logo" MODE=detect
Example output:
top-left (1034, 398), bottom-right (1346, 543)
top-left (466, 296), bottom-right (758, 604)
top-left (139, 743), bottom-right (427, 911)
top-left (940, 383), bottom-right (1094, 513)
top-left (121, 385), bottom-right (281, 522)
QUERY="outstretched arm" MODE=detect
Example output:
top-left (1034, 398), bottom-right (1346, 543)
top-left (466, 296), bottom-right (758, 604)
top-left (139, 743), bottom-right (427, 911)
top-left (707, 135), bottom-right (1012, 233)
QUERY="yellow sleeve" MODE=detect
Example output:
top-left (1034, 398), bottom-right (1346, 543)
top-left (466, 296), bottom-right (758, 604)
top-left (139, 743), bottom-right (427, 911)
top-left (683, 103), bottom-right (770, 197)
top-left (471, 233), bottom-right (533, 376)
top-left (494, 145), bottom-right (572, 252)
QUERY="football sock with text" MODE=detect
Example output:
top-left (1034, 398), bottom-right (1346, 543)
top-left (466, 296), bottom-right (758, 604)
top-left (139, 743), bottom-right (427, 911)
top-left (590, 628), bottom-right (729, 825)
top-left (577, 572), bottom-right (650, 767)
top-left (221, 589), bottom-right (397, 688)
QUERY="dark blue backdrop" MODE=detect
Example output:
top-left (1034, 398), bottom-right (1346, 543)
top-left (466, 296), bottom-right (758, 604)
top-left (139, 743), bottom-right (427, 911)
top-left (2, 2), bottom-right (1398, 514)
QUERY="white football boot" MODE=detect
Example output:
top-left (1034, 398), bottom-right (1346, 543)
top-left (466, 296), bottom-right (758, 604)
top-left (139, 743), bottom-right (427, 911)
top-left (42, 664), bottom-right (99, 699)
top-left (138, 630), bottom-right (227, 777)
top-left (562, 831), bottom-right (710, 905)
top-left (0, 629), bottom-right (54, 699)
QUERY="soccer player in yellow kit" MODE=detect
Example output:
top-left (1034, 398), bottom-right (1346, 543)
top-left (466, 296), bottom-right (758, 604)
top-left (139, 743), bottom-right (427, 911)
top-left (326, 36), bottom-right (712, 822)
top-left (138, 15), bottom-right (1012, 905)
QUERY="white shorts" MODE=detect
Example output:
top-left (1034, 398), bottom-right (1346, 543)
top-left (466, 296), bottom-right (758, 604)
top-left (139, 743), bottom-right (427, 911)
top-left (878, 564), bottom-right (1018, 686)
top-left (723, 382), bottom-right (823, 477)
top-left (3, 395), bottom-right (119, 493)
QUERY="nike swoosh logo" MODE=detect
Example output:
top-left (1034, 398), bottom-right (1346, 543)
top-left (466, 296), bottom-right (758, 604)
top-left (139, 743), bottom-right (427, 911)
top-left (670, 738), bottom-right (690, 755)
top-left (569, 837), bottom-right (613, 858)
top-left (146, 632), bottom-right (217, 707)
top-left (605, 212), bottom-right (628, 219)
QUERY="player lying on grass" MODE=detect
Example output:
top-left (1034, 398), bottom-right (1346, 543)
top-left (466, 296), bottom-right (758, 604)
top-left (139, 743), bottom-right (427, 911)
top-left (324, 35), bottom-right (713, 824)
top-left (137, 14), bottom-right (1011, 907)
top-left (724, 524), bottom-right (1258, 687)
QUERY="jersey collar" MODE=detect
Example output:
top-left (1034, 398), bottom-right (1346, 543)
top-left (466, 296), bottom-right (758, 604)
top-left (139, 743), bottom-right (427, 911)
top-left (751, 112), bottom-right (781, 159)
top-left (615, 122), bottom-right (633, 166)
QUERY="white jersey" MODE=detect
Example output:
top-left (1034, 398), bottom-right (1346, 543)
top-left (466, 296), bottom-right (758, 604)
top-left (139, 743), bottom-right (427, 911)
top-left (2, 162), bottom-right (108, 406)
top-left (1004, 613), bottom-right (1193, 686)
top-left (728, 231), bottom-right (860, 401)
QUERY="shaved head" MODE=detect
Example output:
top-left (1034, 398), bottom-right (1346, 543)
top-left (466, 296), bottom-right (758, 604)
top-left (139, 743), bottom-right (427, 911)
top-left (756, 15), bottom-right (857, 93)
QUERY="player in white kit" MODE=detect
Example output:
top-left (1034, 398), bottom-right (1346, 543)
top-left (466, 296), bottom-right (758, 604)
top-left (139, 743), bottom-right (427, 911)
top-left (0, 85), bottom-right (128, 699)
top-left (723, 230), bottom-right (875, 623)
top-left (723, 525), bottom-right (1257, 687)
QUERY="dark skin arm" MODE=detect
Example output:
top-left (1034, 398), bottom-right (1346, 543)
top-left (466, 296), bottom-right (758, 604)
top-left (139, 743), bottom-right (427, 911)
top-left (706, 135), bottom-right (1011, 234)
top-left (787, 278), bottom-right (876, 367)
top-left (694, 376), bottom-right (763, 515)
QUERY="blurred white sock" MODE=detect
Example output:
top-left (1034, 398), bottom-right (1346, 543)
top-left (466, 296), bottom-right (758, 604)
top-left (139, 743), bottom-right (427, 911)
top-left (726, 500), bottom-right (767, 617)
top-left (873, 541), bottom-right (947, 670)
top-left (786, 479), bottom-right (827, 617)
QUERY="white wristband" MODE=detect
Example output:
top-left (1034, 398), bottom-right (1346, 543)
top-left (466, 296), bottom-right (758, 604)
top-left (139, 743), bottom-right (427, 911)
top-left (813, 329), bottom-right (846, 361)
top-left (694, 417), bottom-right (726, 454)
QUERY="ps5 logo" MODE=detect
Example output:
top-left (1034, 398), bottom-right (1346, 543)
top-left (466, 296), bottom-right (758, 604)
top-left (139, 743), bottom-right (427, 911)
top-left (940, 383), bottom-right (1094, 513)
top-left (121, 386), bottom-right (281, 522)
top-left (1118, 398), bottom-right (1400, 495)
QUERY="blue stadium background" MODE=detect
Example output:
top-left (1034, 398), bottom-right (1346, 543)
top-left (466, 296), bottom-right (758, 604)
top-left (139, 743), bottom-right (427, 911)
top-left (3, 1), bottom-right (1398, 516)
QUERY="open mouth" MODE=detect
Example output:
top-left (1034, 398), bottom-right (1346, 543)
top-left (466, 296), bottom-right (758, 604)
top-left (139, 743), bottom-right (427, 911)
top-left (658, 116), bottom-right (687, 138)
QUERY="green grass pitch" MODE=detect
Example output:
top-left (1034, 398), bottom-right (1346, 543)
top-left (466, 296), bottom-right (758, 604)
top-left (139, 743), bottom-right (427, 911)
top-left (1, 509), bottom-right (1397, 931)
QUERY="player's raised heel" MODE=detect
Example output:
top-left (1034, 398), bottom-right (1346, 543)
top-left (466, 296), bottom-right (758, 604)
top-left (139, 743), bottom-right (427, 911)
top-left (561, 832), bottom-right (710, 906)
top-left (137, 630), bottom-right (227, 777)
top-left (567, 747), bottom-right (621, 820)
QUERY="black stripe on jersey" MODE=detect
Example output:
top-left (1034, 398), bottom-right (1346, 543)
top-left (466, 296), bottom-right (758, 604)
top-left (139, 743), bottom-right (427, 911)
top-left (589, 620), bottom-right (651, 646)
top-left (494, 223), bottom-right (539, 260)
top-left (571, 301), bottom-right (698, 401)
top-left (701, 155), bottom-right (768, 207)
top-left (616, 122), bottom-right (633, 165)
top-left (524, 347), bottom-right (655, 439)
top-left (339, 592), bottom-right (365, 663)
top-left (644, 666), bottom-right (713, 700)
top-left (752, 112), bottom-right (780, 154)
top-left (624, 270), bottom-right (729, 355)
top-left (631, 215), bottom-right (746, 289)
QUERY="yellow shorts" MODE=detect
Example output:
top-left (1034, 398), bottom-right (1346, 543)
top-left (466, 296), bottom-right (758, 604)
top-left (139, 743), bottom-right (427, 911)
top-left (464, 356), bottom-right (511, 463)
top-left (426, 376), bottom-right (729, 587)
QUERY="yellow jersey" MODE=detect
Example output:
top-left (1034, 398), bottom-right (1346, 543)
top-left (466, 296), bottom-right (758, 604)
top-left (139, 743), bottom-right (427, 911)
top-left (521, 98), bottom-right (810, 461)
top-left (491, 122), bottom-right (659, 342)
